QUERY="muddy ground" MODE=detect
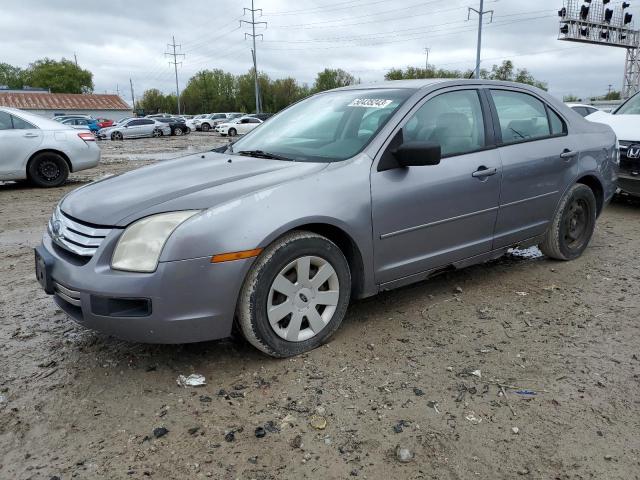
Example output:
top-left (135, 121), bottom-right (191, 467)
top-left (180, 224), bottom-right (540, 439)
top-left (1, 133), bottom-right (639, 479)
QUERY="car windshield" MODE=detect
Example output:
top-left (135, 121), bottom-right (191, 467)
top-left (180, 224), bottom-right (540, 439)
top-left (614, 93), bottom-right (640, 115)
top-left (230, 88), bottom-right (414, 162)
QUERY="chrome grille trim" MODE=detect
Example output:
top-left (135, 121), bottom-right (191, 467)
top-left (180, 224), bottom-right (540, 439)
top-left (54, 282), bottom-right (81, 307)
top-left (48, 207), bottom-right (112, 257)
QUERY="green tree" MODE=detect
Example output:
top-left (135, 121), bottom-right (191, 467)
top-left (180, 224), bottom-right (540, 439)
top-left (139, 89), bottom-right (169, 114)
top-left (563, 94), bottom-right (580, 102)
top-left (312, 68), bottom-right (357, 93)
top-left (181, 69), bottom-right (237, 114)
top-left (0, 63), bottom-right (24, 89)
top-left (23, 58), bottom-right (93, 93)
top-left (604, 90), bottom-right (621, 100)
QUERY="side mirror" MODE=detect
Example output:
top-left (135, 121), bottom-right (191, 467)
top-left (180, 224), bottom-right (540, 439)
top-left (393, 141), bottom-right (441, 167)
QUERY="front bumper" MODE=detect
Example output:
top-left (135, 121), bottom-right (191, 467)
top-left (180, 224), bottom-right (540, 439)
top-left (618, 172), bottom-right (640, 196)
top-left (35, 231), bottom-right (250, 344)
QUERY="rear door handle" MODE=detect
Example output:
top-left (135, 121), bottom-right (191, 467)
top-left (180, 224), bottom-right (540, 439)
top-left (472, 166), bottom-right (498, 178)
top-left (560, 149), bottom-right (578, 159)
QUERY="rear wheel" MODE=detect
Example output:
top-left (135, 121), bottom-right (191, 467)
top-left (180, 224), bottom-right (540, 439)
top-left (539, 183), bottom-right (597, 260)
top-left (237, 231), bottom-right (351, 358)
top-left (27, 152), bottom-right (69, 188)
top-left (152, 128), bottom-right (162, 137)
top-left (201, 123), bottom-right (211, 132)
top-left (174, 127), bottom-right (184, 136)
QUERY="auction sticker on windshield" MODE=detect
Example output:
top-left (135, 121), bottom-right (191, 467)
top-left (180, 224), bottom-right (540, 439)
top-left (348, 99), bottom-right (393, 108)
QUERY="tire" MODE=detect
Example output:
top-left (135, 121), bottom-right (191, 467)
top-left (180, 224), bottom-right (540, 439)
top-left (201, 123), bottom-right (211, 132)
top-left (237, 231), bottom-right (351, 358)
top-left (111, 131), bottom-right (123, 141)
top-left (27, 152), bottom-right (69, 188)
top-left (175, 127), bottom-right (184, 136)
top-left (539, 183), bottom-right (597, 261)
top-left (228, 128), bottom-right (237, 137)
top-left (152, 129), bottom-right (162, 138)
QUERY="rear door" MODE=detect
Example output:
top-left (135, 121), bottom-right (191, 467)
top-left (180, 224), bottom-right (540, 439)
top-left (371, 87), bottom-right (502, 285)
top-left (487, 88), bottom-right (579, 248)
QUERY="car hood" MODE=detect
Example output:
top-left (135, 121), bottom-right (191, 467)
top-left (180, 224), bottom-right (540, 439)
top-left (586, 111), bottom-right (640, 141)
top-left (60, 151), bottom-right (328, 226)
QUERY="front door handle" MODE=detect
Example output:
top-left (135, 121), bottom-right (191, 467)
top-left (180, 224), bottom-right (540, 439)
top-left (472, 166), bottom-right (498, 178)
top-left (560, 149), bottom-right (578, 159)
top-left (23, 133), bottom-right (39, 138)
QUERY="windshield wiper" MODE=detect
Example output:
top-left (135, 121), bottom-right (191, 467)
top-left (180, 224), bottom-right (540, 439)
top-left (237, 150), bottom-right (293, 161)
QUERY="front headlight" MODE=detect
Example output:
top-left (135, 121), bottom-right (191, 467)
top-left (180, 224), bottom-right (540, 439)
top-left (111, 211), bottom-right (199, 273)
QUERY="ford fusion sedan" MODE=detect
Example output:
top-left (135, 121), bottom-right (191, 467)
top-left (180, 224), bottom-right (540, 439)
top-left (0, 107), bottom-right (100, 187)
top-left (97, 118), bottom-right (171, 140)
top-left (35, 79), bottom-right (618, 357)
top-left (587, 92), bottom-right (640, 195)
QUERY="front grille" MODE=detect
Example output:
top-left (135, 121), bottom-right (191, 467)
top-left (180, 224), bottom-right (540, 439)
top-left (48, 207), bottom-right (112, 257)
top-left (619, 144), bottom-right (640, 173)
top-left (54, 282), bottom-right (81, 307)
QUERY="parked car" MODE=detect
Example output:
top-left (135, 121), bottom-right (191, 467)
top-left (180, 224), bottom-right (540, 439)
top-left (96, 118), bottom-right (114, 129)
top-left (59, 117), bottom-right (100, 133)
top-left (248, 113), bottom-right (274, 121)
top-left (186, 114), bottom-right (207, 131)
top-left (34, 80), bottom-right (617, 357)
top-left (217, 116), bottom-right (263, 136)
top-left (587, 93), bottom-right (640, 195)
top-left (566, 103), bottom-right (600, 117)
top-left (196, 113), bottom-right (244, 132)
top-left (145, 113), bottom-right (174, 119)
top-left (97, 118), bottom-right (171, 140)
top-left (53, 114), bottom-right (93, 122)
top-left (155, 117), bottom-right (190, 136)
top-left (0, 107), bottom-right (100, 187)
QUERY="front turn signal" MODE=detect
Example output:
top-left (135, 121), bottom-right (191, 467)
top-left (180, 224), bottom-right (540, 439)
top-left (211, 248), bottom-right (263, 263)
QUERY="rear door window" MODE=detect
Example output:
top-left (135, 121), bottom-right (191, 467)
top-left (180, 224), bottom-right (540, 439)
top-left (0, 111), bottom-right (12, 130)
top-left (490, 90), bottom-right (552, 144)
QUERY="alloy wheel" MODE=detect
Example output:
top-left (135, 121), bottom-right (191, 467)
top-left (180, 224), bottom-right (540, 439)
top-left (267, 256), bottom-right (340, 342)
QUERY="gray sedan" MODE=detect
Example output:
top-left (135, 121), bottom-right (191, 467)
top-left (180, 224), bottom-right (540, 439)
top-left (97, 118), bottom-right (171, 140)
top-left (35, 79), bottom-right (618, 357)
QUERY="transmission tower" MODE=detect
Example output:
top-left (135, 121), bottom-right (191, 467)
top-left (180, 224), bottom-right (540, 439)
top-left (241, 1), bottom-right (267, 113)
top-left (558, 0), bottom-right (639, 98)
top-left (165, 36), bottom-right (185, 115)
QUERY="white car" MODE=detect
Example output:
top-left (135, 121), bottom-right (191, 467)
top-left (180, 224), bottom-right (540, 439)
top-left (186, 114), bottom-right (207, 131)
top-left (217, 116), bottom-right (263, 137)
top-left (97, 118), bottom-right (171, 140)
top-left (0, 107), bottom-right (100, 187)
top-left (566, 103), bottom-right (600, 117)
top-left (587, 94), bottom-right (640, 196)
top-left (196, 113), bottom-right (244, 132)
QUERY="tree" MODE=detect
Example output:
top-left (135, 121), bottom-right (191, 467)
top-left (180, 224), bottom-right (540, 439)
top-left (385, 66), bottom-right (478, 80)
top-left (23, 58), bottom-right (93, 93)
top-left (139, 89), bottom-right (169, 114)
top-left (0, 63), bottom-right (24, 89)
top-left (313, 68), bottom-right (357, 93)
top-left (604, 90), bottom-right (621, 100)
top-left (563, 94), bottom-right (580, 102)
top-left (181, 69), bottom-right (237, 114)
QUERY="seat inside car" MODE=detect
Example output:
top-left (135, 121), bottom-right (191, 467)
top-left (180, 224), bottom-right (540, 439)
top-left (426, 112), bottom-right (474, 156)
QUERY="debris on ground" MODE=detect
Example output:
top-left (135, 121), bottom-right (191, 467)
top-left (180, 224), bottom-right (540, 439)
top-left (152, 427), bottom-right (169, 438)
top-left (309, 415), bottom-right (327, 430)
top-left (395, 445), bottom-right (414, 463)
top-left (176, 374), bottom-right (206, 387)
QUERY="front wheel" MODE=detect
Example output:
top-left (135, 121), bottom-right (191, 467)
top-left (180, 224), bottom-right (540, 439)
top-left (27, 152), bottom-right (69, 188)
top-left (228, 128), bottom-right (237, 137)
top-left (237, 231), bottom-right (351, 358)
top-left (174, 127), bottom-right (184, 136)
top-left (152, 129), bottom-right (162, 137)
top-left (539, 183), bottom-right (597, 260)
top-left (201, 123), bottom-right (210, 132)
top-left (111, 131), bottom-right (123, 141)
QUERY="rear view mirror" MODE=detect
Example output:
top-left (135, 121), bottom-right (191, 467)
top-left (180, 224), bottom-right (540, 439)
top-left (393, 141), bottom-right (441, 167)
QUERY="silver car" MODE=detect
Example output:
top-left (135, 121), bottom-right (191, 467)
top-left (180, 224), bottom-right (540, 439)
top-left (35, 80), bottom-right (618, 357)
top-left (98, 118), bottom-right (171, 140)
top-left (0, 107), bottom-right (100, 187)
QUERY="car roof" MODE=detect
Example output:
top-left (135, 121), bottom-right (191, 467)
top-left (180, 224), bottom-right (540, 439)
top-left (0, 107), bottom-right (76, 130)
top-left (332, 78), bottom-right (546, 92)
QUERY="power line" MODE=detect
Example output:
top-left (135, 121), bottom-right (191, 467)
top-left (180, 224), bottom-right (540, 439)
top-left (165, 36), bottom-right (185, 115)
top-left (241, 0), bottom-right (267, 113)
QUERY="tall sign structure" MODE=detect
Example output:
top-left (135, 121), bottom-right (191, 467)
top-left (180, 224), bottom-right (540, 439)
top-left (558, 0), bottom-right (640, 98)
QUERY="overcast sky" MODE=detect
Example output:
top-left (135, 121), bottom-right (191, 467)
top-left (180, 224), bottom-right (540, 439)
top-left (2, 0), bottom-right (638, 103)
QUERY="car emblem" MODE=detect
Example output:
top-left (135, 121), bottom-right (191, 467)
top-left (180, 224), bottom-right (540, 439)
top-left (627, 145), bottom-right (640, 159)
top-left (51, 220), bottom-right (63, 239)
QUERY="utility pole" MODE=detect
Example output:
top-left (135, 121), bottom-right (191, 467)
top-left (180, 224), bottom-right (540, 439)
top-left (74, 53), bottom-right (78, 67)
top-left (116, 84), bottom-right (120, 98)
top-left (424, 47), bottom-right (430, 72)
top-left (165, 36), bottom-right (185, 115)
top-left (468, 0), bottom-right (494, 79)
top-left (608, 84), bottom-right (613, 95)
top-left (130, 78), bottom-right (136, 112)
top-left (241, 1), bottom-right (267, 114)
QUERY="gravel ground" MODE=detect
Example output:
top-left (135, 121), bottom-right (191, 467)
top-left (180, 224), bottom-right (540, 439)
top-left (1, 133), bottom-right (639, 479)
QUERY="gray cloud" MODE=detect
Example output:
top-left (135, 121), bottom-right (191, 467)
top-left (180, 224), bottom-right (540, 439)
top-left (2, 0), bottom-right (638, 101)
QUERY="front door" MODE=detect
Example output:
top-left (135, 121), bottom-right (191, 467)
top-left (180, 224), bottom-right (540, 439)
top-left (371, 88), bottom-right (502, 285)
top-left (0, 111), bottom-right (43, 178)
